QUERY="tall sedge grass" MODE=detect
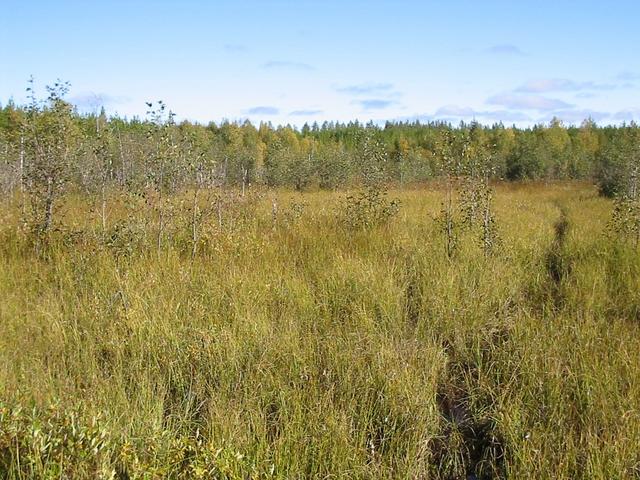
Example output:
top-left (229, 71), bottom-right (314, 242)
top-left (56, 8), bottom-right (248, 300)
top-left (1, 182), bottom-right (639, 478)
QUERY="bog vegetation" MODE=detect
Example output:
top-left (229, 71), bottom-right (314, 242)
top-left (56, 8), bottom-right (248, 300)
top-left (0, 82), bottom-right (639, 479)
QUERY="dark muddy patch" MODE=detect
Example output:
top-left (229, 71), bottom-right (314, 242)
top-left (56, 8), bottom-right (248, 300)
top-left (545, 205), bottom-right (572, 309)
top-left (431, 334), bottom-right (509, 479)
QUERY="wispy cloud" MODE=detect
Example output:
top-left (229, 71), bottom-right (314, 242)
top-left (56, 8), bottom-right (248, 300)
top-left (575, 92), bottom-right (597, 99)
top-left (615, 71), bottom-right (639, 88)
top-left (616, 71), bottom-right (639, 82)
top-left (69, 92), bottom-right (130, 110)
top-left (223, 43), bottom-right (248, 53)
top-left (515, 78), bottom-right (616, 93)
top-left (354, 99), bottom-right (398, 111)
top-left (335, 82), bottom-right (394, 95)
top-left (486, 44), bottom-right (527, 56)
top-left (398, 108), bottom-right (531, 124)
top-left (261, 60), bottom-right (314, 71)
top-left (435, 105), bottom-right (476, 117)
top-left (486, 93), bottom-right (573, 111)
top-left (340, 83), bottom-right (403, 112)
top-left (433, 105), bottom-right (530, 122)
top-left (245, 106), bottom-right (280, 115)
top-left (480, 110), bottom-right (531, 122)
top-left (289, 109), bottom-right (323, 116)
top-left (392, 114), bottom-right (434, 124)
top-left (611, 109), bottom-right (640, 121)
top-left (538, 109), bottom-right (610, 124)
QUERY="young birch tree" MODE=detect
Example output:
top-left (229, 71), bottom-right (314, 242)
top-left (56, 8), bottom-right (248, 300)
top-left (22, 78), bottom-right (78, 236)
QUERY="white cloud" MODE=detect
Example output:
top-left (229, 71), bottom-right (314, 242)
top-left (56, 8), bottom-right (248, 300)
top-left (335, 83), bottom-right (395, 95)
top-left (515, 78), bottom-right (616, 93)
top-left (435, 105), bottom-right (476, 117)
top-left (69, 92), bottom-right (130, 110)
top-left (538, 109), bottom-right (610, 124)
top-left (616, 71), bottom-right (640, 82)
top-left (245, 106), bottom-right (279, 115)
top-left (289, 109), bottom-right (323, 116)
top-left (611, 109), bottom-right (640, 122)
top-left (487, 93), bottom-right (573, 111)
top-left (480, 110), bottom-right (531, 122)
top-left (398, 107), bottom-right (531, 124)
top-left (354, 99), bottom-right (399, 111)
top-left (434, 105), bottom-right (530, 122)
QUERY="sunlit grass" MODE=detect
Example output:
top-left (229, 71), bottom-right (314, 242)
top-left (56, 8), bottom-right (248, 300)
top-left (1, 181), bottom-right (639, 479)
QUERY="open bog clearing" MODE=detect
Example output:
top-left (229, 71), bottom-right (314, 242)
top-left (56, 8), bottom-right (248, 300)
top-left (1, 182), bottom-right (639, 479)
top-left (4, 1), bottom-right (640, 477)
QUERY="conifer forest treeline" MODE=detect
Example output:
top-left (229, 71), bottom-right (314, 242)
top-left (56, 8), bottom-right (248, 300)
top-left (0, 82), bottom-right (638, 205)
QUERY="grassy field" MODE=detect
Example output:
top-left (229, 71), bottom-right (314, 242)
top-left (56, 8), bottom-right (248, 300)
top-left (1, 181), bottom-right (639, 479)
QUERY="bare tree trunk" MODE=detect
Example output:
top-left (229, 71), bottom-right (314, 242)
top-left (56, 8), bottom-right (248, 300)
top-left (157, 207), bottom-right (164, 255)
top-left (483, 196), bottom-right (491, 255)
top-left (191, 188), bottom-right (199, 258)
top-left (42, 176), bottom-right (54, 233)
top-left (241, 167), bottom-right (247, 197)
top-left (445, 174), bottom-right (454, 259)
top-left (101, 182), bottom-right (107, 240)
top-left (117, 130), bottom-right (126, 186)
top-left (271, 196), bottom-right (278, 229)
top-left (19, 136), bottom-right (26, 223)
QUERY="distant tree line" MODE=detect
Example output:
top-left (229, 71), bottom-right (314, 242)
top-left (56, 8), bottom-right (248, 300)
top-left (0, 85), bottom-right (639, 202)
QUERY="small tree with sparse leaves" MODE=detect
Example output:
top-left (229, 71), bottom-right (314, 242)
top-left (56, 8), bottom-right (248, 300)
top-left (21, 78), bottom-right (79, 236)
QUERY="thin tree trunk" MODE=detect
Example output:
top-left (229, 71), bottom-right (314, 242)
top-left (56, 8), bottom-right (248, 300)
top-left (101, 182), bottom-right (107, 240)
top-left (191, 188), bottom-right (199, 258)
top-left (483, 199), bottom-right (491, 255)
top-left (271, 196), bottom-right (278, 229)
top-left (19, 136), bottom-right (26, 223)
top-left (157, 207), bottom-right (164, 255)
top-left (42, 176), bottom-right (54, 233)
top-left (117, 130), bottom-right (126, 186)
top-left (241, 167), bottom-right (247, 197)
top-left (446, 175), bottom-right (454, 259)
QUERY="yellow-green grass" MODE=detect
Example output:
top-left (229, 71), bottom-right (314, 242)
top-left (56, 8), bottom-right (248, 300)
top-left (0, 182), bottom-right (639, 479)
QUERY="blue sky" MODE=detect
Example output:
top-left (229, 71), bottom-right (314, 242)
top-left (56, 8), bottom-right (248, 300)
top-left (1, 0), bottom-right (639, 126)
